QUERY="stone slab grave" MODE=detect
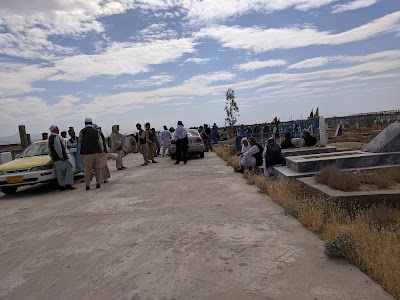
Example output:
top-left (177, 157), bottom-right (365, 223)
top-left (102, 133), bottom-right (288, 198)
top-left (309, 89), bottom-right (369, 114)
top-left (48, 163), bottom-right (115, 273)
top-left (285, 150), bottom-right (400, 173)
top-left (282, 146), bottom-right (337, 157)
top-left (298, 176), bottom-right (400, 207)
top-left (362, 122), bottom-right (400, 153)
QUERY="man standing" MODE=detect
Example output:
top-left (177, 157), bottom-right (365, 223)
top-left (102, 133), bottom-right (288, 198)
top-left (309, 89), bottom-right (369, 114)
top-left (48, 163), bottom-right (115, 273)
top-left (79, 118), bottom-right (103, 190)
top-left (174, 121), bottom-right (188, 165)
top-left (48, 125), bottom-right (76, 191)
top-left (145, 123), bottom-right (157, 163)
top-left (203, 124), bottom-right (213, 151)
top-left (136, 123), bottom-right (149, 166)
top-left (212, 123), bottom-right (219, 144)
top-left (110, 125), bottom-right (126, 170)
top-left (161, 125), bottom-right (172, 156)
top-left (67, 127), bottom-right (84, 173)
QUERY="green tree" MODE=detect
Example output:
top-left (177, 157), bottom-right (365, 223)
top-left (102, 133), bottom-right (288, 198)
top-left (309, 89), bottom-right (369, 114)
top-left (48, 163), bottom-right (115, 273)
top-left (225, 88), bottom-right (239, 149)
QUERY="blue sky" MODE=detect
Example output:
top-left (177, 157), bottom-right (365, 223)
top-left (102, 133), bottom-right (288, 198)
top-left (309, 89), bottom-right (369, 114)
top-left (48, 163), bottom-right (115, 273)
top-left (0, 0), bottom-right (399, 137)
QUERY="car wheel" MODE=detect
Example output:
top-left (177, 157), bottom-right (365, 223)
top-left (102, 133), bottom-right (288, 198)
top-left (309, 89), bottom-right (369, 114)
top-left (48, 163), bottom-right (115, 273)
top-left (1, 187), bottom-right (18, 195)
top-left (171, 154), bottom-right (176, 159)
top-left (199, 152), bottom-right (205, 158)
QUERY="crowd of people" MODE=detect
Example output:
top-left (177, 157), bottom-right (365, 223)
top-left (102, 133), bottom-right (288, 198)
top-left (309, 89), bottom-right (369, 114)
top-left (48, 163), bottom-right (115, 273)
top-left (42, 117), bottom-right (318, 191)
top-left (43, 119), bottom-right (198, 191)
top-left (234, 127), bottom-right (318, 176)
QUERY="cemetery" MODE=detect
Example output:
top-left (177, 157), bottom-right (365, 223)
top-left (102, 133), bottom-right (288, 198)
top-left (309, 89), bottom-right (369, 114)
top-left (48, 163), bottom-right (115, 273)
top-left (273, 122), bottom-right (400, 206)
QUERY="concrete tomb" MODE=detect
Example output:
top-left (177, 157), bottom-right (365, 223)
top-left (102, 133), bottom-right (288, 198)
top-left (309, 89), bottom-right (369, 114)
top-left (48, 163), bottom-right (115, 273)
top-left (362, 122), bottom-right (400, 153)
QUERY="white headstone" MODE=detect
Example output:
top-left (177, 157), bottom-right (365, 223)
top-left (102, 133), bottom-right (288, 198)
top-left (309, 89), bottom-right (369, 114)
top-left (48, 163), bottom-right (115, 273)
top-left (0, 152), bottom-right (12, 165)
top-left (319, 117), bottom-right (328, 146)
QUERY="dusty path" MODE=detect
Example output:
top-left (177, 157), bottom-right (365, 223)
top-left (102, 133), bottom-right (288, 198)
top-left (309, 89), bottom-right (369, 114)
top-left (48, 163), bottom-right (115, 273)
top-left (0, 152), bottom-right (392, 300)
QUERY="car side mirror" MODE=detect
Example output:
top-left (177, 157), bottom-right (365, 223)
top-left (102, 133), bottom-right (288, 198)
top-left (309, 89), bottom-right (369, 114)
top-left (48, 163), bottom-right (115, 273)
top-left (69, 148), bottom-right (77, 154)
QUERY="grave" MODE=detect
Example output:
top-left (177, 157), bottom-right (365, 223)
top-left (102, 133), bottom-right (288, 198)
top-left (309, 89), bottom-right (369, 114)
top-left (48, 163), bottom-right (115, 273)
top-left (274, 124), bottom-right (400, 180)
top-left (335, 124), bottom-right (343, 137)
top-left (282, 146), bottom-right (336, 157)
top-left (362, 122), bottom-right (400, 153)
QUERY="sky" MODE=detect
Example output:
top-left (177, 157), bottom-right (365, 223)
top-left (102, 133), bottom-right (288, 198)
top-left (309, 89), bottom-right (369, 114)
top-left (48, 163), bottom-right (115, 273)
top-left (0, 0), bottom-right (399, 137)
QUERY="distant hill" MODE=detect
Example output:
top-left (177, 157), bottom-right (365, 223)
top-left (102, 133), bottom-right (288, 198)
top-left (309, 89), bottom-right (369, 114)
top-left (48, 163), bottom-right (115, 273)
top-left (0, 132), bottom-right (43, 145)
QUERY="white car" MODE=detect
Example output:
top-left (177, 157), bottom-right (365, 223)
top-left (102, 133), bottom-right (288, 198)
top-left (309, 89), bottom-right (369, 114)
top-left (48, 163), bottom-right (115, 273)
top-left (0, 140), bottom-right (77, 195)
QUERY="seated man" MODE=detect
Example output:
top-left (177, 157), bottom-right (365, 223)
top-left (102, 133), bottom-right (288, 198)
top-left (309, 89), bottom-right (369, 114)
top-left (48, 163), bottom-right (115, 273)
top-left (237, 137), bottom-right (251, 156)
top-left (302, 129), bottom-right (318, 147)
top-left (235, 137), bottom-right (263, 173)
top-left (264, 137), bottom-right (286, 177)
top-left (280, 132), bottom-right (294, 149)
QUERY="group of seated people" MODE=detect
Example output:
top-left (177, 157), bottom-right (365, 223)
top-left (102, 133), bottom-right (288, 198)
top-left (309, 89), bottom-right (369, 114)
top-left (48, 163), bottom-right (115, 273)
top-left (234, 129), bottom-right (318, 176)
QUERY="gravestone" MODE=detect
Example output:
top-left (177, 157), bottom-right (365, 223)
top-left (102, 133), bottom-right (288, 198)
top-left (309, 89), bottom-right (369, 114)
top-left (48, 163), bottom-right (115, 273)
top-left (319, 117), bottom-right (328, 146)
top-left (362, 122), bottom-right (400, 153)
top-left (335, 124), bottom-right (343, 137)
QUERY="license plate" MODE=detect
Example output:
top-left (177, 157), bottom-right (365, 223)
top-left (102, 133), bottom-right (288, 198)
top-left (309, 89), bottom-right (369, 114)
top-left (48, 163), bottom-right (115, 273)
top-left (6, 176), bottom-right (23, 184)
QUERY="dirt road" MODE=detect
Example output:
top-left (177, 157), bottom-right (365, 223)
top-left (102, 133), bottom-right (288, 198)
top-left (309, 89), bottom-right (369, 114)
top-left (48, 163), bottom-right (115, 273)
top-left (0, 152), bottom-right (392, 299)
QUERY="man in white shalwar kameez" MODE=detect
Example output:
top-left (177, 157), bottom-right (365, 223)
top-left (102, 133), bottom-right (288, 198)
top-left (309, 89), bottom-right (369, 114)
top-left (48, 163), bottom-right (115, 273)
top-left (161, 125), bottom-right (172, 156)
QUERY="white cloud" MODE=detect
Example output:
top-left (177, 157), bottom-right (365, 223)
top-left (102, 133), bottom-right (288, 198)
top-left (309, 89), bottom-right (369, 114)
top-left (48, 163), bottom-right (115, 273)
top-left (332, 0), bottom-right (381, 13)
top-left (137, 22), bottom-right (178, 42)
top-left (0, 0), bottom-right (134, 59)
top-left (0, 62), bottom-right (55, 95)
top-left (161, 102), bottom-right (192, 106)
top-left (184, 71), bottom-right (236, 86)
top-left (49, 39), bottom-right (196, 81)
top-left (236, 59), bottom-right (286, 71)
top-left (184, 58), bottom-right (211, 64)
top-left (115, 74), bottom-right (174, 88)
top-left (196, 12), bottom-right (400, 52)
top-left (288, 49), bottom-right (400, 69)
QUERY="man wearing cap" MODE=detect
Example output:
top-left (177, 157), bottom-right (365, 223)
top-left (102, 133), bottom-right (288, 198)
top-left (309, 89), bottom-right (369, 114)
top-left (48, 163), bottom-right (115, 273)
top-left (79, 118), bottom-right (104, 190)
top-left (234, 137), bottom-right (263, 174)
top-left (173, 121), bottom-right (188, 164)
top-left (48, 125), bottom-right (76, 191)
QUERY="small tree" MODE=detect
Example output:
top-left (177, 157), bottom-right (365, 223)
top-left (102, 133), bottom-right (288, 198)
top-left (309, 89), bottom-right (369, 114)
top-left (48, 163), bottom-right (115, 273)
top-left (225, 88), bottom-right (239, 150)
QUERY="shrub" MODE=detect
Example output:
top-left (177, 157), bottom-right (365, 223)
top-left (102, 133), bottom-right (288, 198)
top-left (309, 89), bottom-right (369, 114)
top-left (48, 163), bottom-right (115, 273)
top-left (315, 167), bottom-right (361, 191)
top-left (324, 233), bottom-right (354, 259)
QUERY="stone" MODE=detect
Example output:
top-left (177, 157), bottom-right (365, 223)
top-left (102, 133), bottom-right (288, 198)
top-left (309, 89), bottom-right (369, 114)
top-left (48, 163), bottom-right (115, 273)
top-left (362, 122), bottom-right (400, 153)
top-left (335, 124), bottom-right (343, 137)
top-left (319, 117), bottom-right (328, 146)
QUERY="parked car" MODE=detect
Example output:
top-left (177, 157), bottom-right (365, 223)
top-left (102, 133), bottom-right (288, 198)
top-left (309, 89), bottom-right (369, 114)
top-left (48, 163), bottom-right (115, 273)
top-left (170, 129), bottom-right (205, 159)
top-left (0, 140), bottom-right (77, 195)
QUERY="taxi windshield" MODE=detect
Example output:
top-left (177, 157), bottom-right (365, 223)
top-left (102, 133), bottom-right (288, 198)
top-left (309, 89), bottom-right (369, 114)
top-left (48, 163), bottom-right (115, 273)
top-left (19, 142), bottom-right (49, 158)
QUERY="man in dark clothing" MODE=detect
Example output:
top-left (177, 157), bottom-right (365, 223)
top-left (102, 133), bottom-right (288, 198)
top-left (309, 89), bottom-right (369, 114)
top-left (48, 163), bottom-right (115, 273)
top-left (173, 121), bottom-right (189, 165)
top-left (203, 124), bottom-right (213, 151)
top-left (302, 129), bottom-right (318, 147)
top-left (48, 125), bottom-right (76, 191)
top-left (78, 117), bottom-right (103, 190)
top-left (136, 123), bottom-right (149, 166)
top-left (264, 137), bottom-right (285, 176)
top-left (280, 132), bottom-right (294, 149)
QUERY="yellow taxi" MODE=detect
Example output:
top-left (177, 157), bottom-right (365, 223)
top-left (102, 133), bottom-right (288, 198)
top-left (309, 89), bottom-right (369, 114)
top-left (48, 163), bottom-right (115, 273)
top-left (0, 140), bottom-right (76, 195)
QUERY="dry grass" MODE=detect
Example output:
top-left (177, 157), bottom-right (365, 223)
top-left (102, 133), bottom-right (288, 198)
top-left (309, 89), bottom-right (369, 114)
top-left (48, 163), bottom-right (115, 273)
top-left (315, 166), bottom-right (400, 191)
top-left (214, 146), bottom-right (400, 299)
top-left (315, 167), bottom-right (361, 191)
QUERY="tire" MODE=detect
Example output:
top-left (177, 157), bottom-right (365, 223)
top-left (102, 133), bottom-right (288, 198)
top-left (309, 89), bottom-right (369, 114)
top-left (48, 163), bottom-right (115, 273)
top-left (1, 186), bottom-right (18, 195)
top-left (171, 153), bottom-right (176, 159)
top-left (199, 152), bottom-right (204, 158)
